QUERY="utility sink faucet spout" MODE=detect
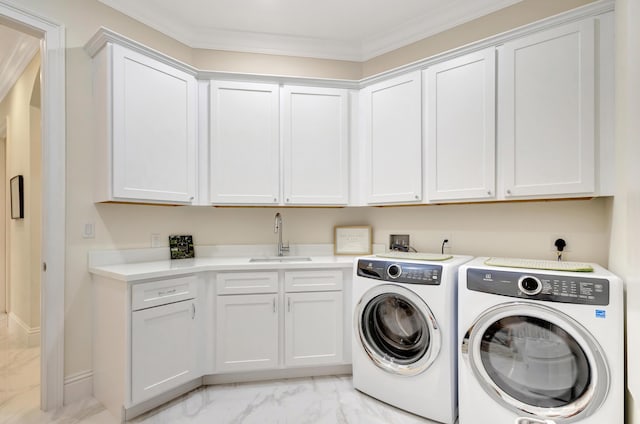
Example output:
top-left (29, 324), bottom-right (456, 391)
top-left (274, 212), bottom-right (289, 257)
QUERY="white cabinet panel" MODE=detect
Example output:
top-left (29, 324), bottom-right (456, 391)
top-left (215, 294), bottom-right (279, 372)
top-left (425, 48), bottom-right (496, 201)
top-left (284, 270), bottom-right (343, 292)
top-left (499, 19), bottom-right (595, 197)
top-left (282, 86), bottom-right (349, 205)
top-left (210, 81), bottom-right (280, 204)
top-left (284, 291), bottom-right (343, 367)
top-left (363, 71), bottom-right (422, 204)
top-left (215, 272), bottom-right (279, 295)
top-left (131, 299), bottom-right (198, 403)
top-left (95, 44), bottom-right (197, 204)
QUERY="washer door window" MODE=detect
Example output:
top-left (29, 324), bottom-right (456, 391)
top-left (462, 303), bottom-right (609, 422)
top-left (356, 284), bottom-right (441, 376)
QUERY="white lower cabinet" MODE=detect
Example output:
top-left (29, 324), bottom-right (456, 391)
top-left (284, 291), bottom-right (343, 367)
top-left (131, 299), bottom-right (199, 403)
top-left (215, 293), bottom-right (279, 373)
top-left (214, 270), bottom-right (345, 374)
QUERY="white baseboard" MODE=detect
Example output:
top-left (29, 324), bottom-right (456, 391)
top-left (64, 370), bottom-right (94, 405)
top-left (8, 312), bottom-right (40, 347)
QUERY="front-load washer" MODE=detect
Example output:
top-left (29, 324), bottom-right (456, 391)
top-left (352, 253), bottom-right (473, 424)
top-left (458, 257), bottom-right (623, 424)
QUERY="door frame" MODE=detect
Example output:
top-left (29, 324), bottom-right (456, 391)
top-left (0, 1), bottom-right (66, 411)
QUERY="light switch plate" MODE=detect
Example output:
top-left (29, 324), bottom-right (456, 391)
top-left (82, 222), bottom-right (95, 239)
top-left (151, 233), bottom-right (162, 248)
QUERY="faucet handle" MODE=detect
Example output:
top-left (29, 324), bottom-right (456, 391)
top-left (282, 241), bottom-right (290, 253)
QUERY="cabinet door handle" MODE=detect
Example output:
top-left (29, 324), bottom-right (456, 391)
top-left (287, 297), bottom-right (291, 312)
top-left (191, 303), bottom-right (196, 319)
top-left (273, 298), bottom-right (276, 313)
top-left (158, 288), bottom-right (177, 296)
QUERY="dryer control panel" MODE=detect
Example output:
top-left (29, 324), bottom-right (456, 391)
top-left (357, 259), bottom-right (442, 285)
top-left (467, 268), bottom-right (610, 305)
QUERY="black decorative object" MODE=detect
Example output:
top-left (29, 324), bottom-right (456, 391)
top-left (169, 235), bottom-right (194, 259)
top-left (10, 175), bottom-right (24, 219)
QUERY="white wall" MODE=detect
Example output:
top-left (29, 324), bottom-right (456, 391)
top-left (94, 198), bottom-right (611, 264)
top-left (610, 0), bottom-right (640, 422)
top-left (12, 0), bottom-right (609, 388)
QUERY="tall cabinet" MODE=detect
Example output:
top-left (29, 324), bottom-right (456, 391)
top-left (425, 48), bottom-right (496, 202)
top-left (282, 86), bottom-right (349, 205)
top-left (361, 71), bottom-right (423, 204)
top-left (499, 19), bottom-right (596, 198)
top-left (209, 81), bottom-right (281, 205)
top-left (92, 43), bottom-right (198, 204)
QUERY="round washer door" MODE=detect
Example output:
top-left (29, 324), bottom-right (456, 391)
top-left (355, 284), bottom-right (441, 376)
top-left (461, 302), bottom-right (609, 422)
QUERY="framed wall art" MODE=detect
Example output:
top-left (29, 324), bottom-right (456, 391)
top-left (334, 225), bottom-right (372, 255)
top-left (10, 175), bottom-right (24, 219)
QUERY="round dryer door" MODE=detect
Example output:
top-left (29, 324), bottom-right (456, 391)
top-left (462, 302), bottom-right (609, 422)
top-left (355, 284), bottom-right (441, 376)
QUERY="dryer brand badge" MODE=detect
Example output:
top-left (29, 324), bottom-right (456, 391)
top-left (595, 309), bottom-right (606, 319)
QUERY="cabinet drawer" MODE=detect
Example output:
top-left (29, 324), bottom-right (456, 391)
top-left (216, 272), bottom-right (279, 295)
top-left (131, 275), bottom-right (197, 311)
top-left (284, 270), bottom-right (343, 292)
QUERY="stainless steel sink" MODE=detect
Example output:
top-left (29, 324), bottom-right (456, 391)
top-left (249, 256), bottom-right (312, 263)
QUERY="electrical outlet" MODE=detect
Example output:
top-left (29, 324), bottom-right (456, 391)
top-left (550, 236), bottom-right (570, 252)
top-left (82, 222), bottom-right (95, 239)
top-left (440, 235), bottom-right (452, 250)
top-left (390, 234), bottom-right (410, 250)
top-left (151, 233), bottom-right (162, 248)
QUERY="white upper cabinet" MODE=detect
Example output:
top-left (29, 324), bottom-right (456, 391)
top-left (425, 48), bottom-right (496, 202)
top-left (282, 86), bottom-right (349, 205)
top-left (93, 43), bottom-right (198, 204)
top-left (362, 71), bottom-right (422, 204)
top-left (210, 81), bottom-right (280, 205)
top-left (499, 19), bottom-right (595, 198)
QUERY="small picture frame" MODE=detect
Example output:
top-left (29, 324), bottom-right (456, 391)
top-left (169, 235), bottom-right (194, 259)
top-left (10, 175), bottom-right (24, 219)
top-left (334, 226), bottom-right (372, 255)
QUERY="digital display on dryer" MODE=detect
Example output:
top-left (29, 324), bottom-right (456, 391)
top-left (466, 268), bottom-right (609, 305)
top-left (357, 259), bottom-right (442, 285)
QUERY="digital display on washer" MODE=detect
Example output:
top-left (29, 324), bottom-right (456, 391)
top-left (357, 259), bottom-right (442, 285)
top-left (466, 268), bottom-right (609, 305)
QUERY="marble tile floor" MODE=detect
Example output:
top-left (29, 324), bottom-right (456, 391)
top-left (1, 315), bottom-right (445, 424)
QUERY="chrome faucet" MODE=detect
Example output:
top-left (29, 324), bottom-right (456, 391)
top-left (274, 212), bottom-right (289, 256)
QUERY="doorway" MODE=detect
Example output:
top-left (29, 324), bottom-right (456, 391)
top-left (0, 1), bottom-right (66, 412)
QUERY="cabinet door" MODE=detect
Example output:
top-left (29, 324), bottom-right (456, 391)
top-left (284, 291), bottom-right (343, 367)
top-left (363, 71), bottom-right (422, 204)
top-left (499, 19), bottom-right (595, 198)
top-left (215, 294), bottom-right (279, 372)
top-left (425, 48), bottom-right (496, 201)
top-left (131, 299), bottom-right (198, 404)
top-left (282, 86), bottom-right (349, 205)
top-left (111, 44), bottom-right (197, 203)
top-left (210, 81), bottom-right (280, 204)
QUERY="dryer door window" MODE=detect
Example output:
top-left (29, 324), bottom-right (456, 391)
top-left (480, 316), bottom-right (590, 407)
top-left (462, 302), bottom-right (609, 421)
top-left (356, 284), bottom-right (441, 376)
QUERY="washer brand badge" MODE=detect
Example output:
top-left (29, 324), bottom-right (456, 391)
top-left (595, 309), bottom-right (606, 319)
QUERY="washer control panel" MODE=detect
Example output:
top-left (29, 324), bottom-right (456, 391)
top-left (467, 268), bottom-right (609, 305)
top-left (357, 259), bottom-right (442, 285)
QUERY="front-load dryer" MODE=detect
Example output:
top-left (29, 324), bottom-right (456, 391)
top-left (458, 257), bottom-right (623, 424)
top-left (352, 253), bottom-right (473, 424)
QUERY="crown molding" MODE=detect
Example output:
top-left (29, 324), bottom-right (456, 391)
top-left (98, 0), bottom-right (527, 61)
top-left (85, 0), bottom-right (613, 89)
top-left (0, 31), bottom-right (39, 104)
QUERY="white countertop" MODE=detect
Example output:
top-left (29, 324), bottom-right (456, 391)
top-left (87, 244), bottom-right (373, 282)
top-left (89, 255), bottom-right (356, 282)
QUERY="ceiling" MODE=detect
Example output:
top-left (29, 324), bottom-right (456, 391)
top-left (0, 24), bottom-right (39, 109)
top-left (98, 0), bottom-right (523, 61)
